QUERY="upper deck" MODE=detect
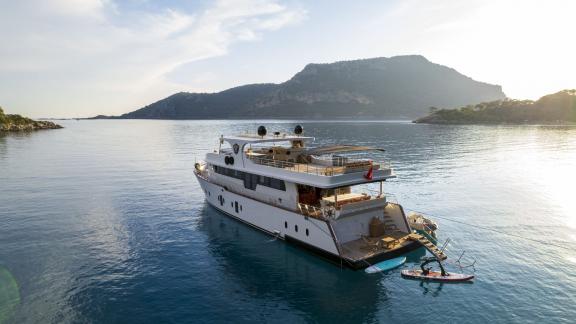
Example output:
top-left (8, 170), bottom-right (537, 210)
top-left (205, 128), bottom-right (396, 188)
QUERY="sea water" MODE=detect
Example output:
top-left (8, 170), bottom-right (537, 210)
top-left (1, 120), bottom-right (575, 323)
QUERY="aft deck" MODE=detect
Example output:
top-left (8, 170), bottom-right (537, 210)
top-left (339, 231), bottom-right (414, 262)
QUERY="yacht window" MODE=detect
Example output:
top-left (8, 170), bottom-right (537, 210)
top-left (213, 165), bottom-right (244, 180)
top-left (214, 165), bottom-right (285, 191)
top-left (284, 221), bottom-right (287, 228)
top-left (295, 225), bottom-right (298, 232)
top-left (259, 175), bottom-right (271, 187)
top-left (244, 173), bottom-right (258, 190)
top-left (269, 178), bottom-right (286, 191)
top-left (306, 228), bottom-right (309, 236)
top-left (235, 201), bottom-right (239, 213)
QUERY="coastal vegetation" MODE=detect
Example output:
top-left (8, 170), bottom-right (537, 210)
top-left (0, 107), bottom-right (62, 131)
top-left (414, 90), bottom-right (576, 124)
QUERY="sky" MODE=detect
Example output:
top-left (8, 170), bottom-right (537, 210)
top-left (0, 0), bottom-right (574, 118)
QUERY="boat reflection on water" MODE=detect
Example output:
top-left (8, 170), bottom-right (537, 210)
top-left (197, 204), bottom-right (425, 322)
top-left (419, 281), bottom-right (444, 297)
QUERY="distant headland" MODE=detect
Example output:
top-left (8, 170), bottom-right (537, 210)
top-left (413, 90), bottom-right (576, 125)
top-left (0, 107), bottom-right (62, 131)
top-left (91, 55), bottom-right (506, 120)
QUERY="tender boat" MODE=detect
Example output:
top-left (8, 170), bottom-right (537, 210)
top-left (194, 125), bottom-right (422, 269)
top-left (407, 212), bottom-right (438, 240)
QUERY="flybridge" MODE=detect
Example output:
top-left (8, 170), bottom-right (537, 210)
top-left (210, 125), bottom-right (395, 188)
top-left (223, 134), bottom-right (315, 144)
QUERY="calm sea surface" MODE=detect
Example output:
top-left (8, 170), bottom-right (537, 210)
top-left (1, 120), bottom-right (576, 323)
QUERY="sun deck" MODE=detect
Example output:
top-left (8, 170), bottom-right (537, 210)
top-left (247, 154), bottom-right (390, 176)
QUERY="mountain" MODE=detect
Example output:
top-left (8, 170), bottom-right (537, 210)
top-left (0, 107), bottom-right (62, 131)
top-left (413, 90), bottom-right (576, 124)
top-left (113, 55), bottom-right (506, 120)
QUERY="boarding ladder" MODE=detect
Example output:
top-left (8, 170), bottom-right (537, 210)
top-left (382, 210), bottom-right (399, 231)
top-left (408, 233), bottom-right (448, 261)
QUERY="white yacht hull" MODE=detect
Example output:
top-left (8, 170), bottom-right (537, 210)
top-left (196, 174), bottom-right (341, 256)
top-left (196, 173), bottom-right (422, 269)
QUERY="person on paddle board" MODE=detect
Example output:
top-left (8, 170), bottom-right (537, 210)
top-left (421, 256), bottom-right (447, 276)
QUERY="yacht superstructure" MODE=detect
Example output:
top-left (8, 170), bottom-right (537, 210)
top-left (194, 126), bottom-right (421, 269)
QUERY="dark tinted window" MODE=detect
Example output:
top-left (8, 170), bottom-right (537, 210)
top-left (213, 165), bottom-right (285, 191)
top-left (244, 173), bottom-right (258, 190)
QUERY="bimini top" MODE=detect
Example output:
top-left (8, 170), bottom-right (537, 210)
top-left (223, 134), bottom-right (315, 145)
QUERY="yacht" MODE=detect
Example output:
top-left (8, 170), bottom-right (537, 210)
top-left (194, 125), bottom-right (423, 269)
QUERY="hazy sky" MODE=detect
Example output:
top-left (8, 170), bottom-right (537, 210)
top-left (1, 0), bottom-right (574, 118)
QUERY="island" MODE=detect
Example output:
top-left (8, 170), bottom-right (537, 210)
top-left (0, 107), bottom-right (63, 131)
top-left (92, 55), bottom-right (506, 120)
top-left (413, 90), bottom-right (576, 125)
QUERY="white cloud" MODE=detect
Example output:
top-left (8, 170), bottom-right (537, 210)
top-left (0, 0), bottom-right (305, 117)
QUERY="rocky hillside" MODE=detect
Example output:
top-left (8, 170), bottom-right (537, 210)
top-left (110, 55), bottom-right (506, 120)
top-left (0, 107), bottom-right (62, 131)
top-left (413, 90), bottom-right (576, 124)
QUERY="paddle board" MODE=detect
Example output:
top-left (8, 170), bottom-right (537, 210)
top-left (365, 256), bottom-right (406, 274)
top-left (401, 269), bottom-right (474, 282)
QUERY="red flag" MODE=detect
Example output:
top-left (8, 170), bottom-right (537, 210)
top-left (364, 165), bottom-right (373, 180)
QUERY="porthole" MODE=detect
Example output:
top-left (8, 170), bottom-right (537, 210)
top-left (306, 228), bottom-right (309, 236)
top-left (295, 225), bottom-right (298, 232)
top-left (284, 221), bottom-right (287, 229)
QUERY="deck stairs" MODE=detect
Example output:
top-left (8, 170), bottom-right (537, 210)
top-left (408, 233), bottom-right (448, 261)
top-left (382, 210), bottom-right (399, 231)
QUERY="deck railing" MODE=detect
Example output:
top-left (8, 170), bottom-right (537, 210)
top-left (297, 203), bottom-right (336, 220)
top-left (247, 155), bottom-right (391, 176)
